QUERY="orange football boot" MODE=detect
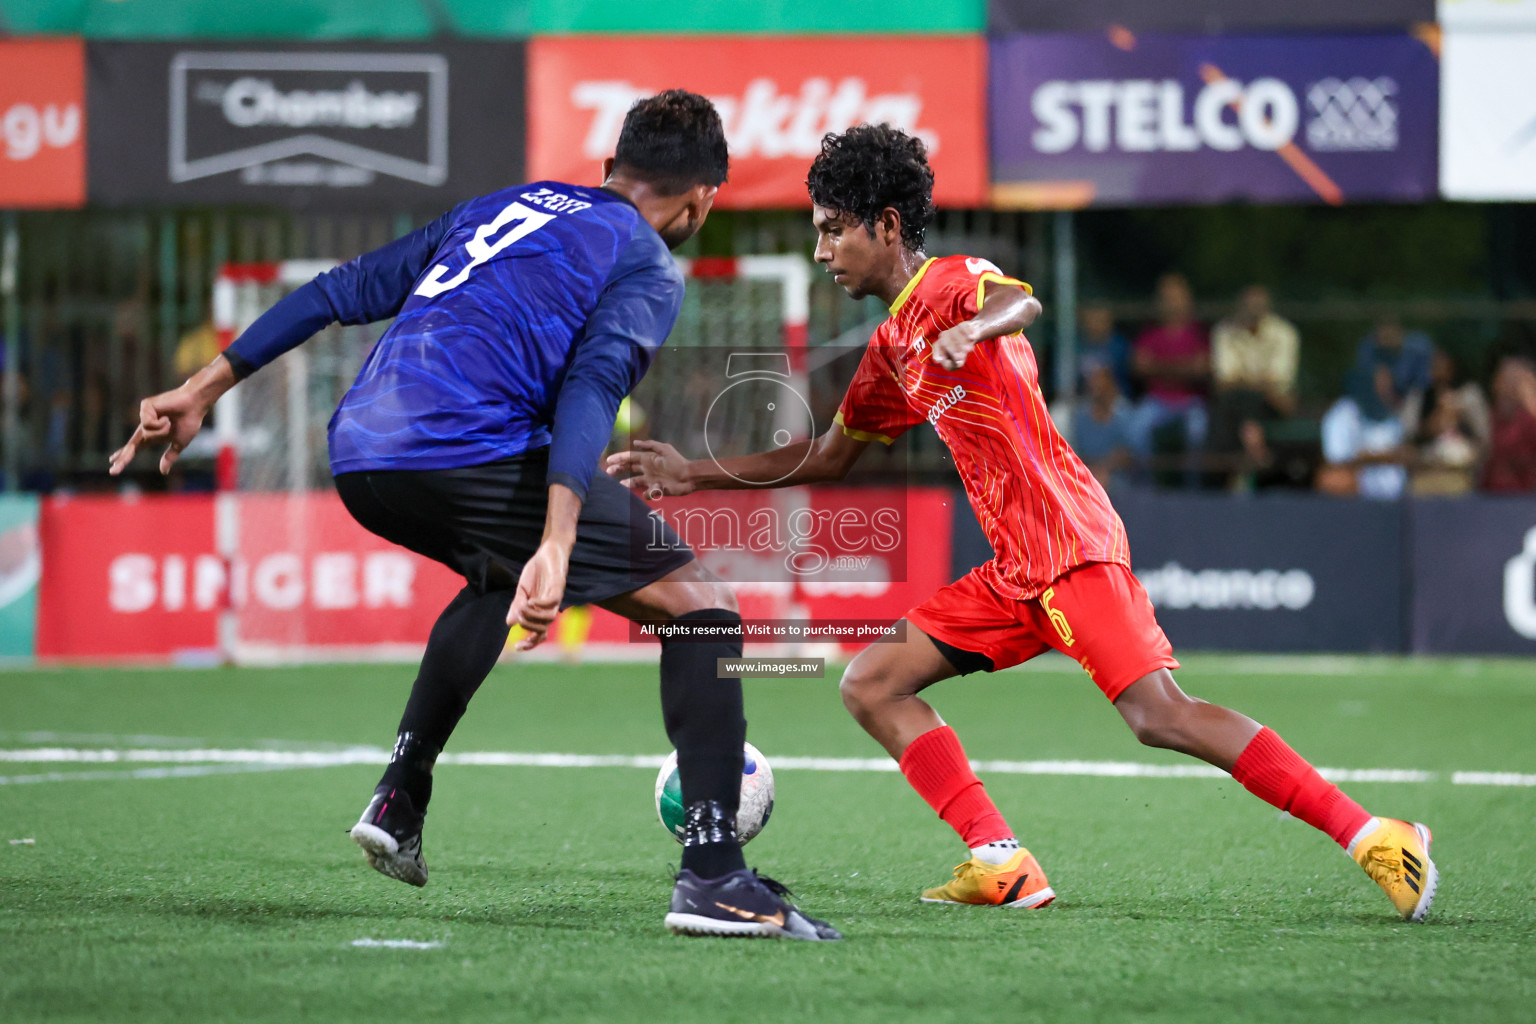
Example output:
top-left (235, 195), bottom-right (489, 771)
top-left (920, 848), bottom-right (1056, 908)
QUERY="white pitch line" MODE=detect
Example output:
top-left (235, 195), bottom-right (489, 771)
top-left (0, 762), bottom-right (310, 786)
top-left (0, 745), bottom-right (1533, 787)
top-left (350, 938), bottom-right (443, 950)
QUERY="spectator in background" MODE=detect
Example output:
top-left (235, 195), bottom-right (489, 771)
top-left (1403, 348), bottom-right (1490, 496)
top-left (175, 320), bottom-right (222, 379)
top-left (1128, 273), bottom-right (1210, 482)
top-left (1076, 301), bottom-right (1133, 398)
top-left (1207, 285), bottom-right (1299, 488)
top-left (1354, 315), bottom-right (1433, 399)
top-left (1071, 364), bottom-right (1134, 490)
top-left (1481, 355), bottom-right (1536, 494)
top-left (1318, 364), bottom-right (1409, 500)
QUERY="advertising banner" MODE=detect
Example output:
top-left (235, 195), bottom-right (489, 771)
top-left (231, 493), bottom-right (463, 657)
top-left (953, 493), bottom-right (1406, 652)
top-left (1438, 0), bottom-right (1536, 27)
top-left (989, 33), bottom-right (1439, 207)
top-left (0, 495), bottom-right (40, 659)
top-left (1410, 498), bottom-right (1536, 654)
top-left (527, 37), bottom-right (988, 209)
top-left (86, 41), bottom-right (525, 210)
top-left (1117, 493), bottom-right (1406, 652)
top-left (37, 495), bottom-right (219, 660)
top-left (988, 1), bottom-right (1434, 33)
top-left (0, 38), bottom-right (86, 210)
top-left (34, 494), bottom-right (462, 661)
top-left (1440, 32), bottom-right (1536, 200)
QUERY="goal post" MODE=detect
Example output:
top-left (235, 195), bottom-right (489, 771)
top-left (208, 254), bottom-right (816, 663)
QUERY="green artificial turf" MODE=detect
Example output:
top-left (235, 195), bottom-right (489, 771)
top-left (1, 656), bottom-right (1533, 1023)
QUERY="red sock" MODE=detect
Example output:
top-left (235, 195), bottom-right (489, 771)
top-left (898, 725), bottom-right (1013, 847)
top-left (1231, 727), bottom-right (1373, 848)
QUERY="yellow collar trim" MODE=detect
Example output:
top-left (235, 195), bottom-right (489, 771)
top-left (888, 257), bottom-right (937, 316)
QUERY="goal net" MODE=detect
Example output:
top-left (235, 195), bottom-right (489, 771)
top-left (209, 255), bottom-right (815, 663)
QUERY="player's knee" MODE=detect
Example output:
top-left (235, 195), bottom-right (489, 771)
top-left (668, 562), bottom-right (739, 616)
top-left (838, 659), bottom-right (885, 719)
top-left (1117, 673), bottom-right (1201, 750)
top-left (1127, 711), bottom-right (1182, 750)
top-left (699, 581), bottom-right (738, 615)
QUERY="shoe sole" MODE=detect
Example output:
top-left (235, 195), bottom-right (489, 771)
top-left (350, 822), bottom-right (428, 888)
top-left (664, 912), bottom-right (836, 941)
top-left (664, 912), bottom-right (786, 938)
top-left (920, 885), bottom-right (1057, 908)
top-left (1408, 822), bottom-right (1437, 923)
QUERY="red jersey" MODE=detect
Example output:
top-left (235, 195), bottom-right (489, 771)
top-left (835, 255), bottom-right (1130, 600)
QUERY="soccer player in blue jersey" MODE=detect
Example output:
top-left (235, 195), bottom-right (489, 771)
top-left (107, 91), bottom-right (839, 941)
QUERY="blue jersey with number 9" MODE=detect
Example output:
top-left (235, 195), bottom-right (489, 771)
top-left (325, 181), bottom-right (684, 480)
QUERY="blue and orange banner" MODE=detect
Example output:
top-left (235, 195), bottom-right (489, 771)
top-left (989, 32), bottom-right (1440, 207)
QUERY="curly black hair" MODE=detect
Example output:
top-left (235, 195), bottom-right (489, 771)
top-left (613, 89), bottom-right (729, 197)
top-left (806, 124), bottom-right (935, 251)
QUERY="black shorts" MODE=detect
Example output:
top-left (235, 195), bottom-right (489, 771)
top-left (335, 448), bottom-right (696, 608)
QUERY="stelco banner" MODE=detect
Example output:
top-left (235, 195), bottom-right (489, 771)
top-left (0, 38), bottom-right (86, 209)
top-left (86, 42), bottom-right (525, 209)
top-left (527, 37), bottom-right (987, 208)
top-left (990, 1), bottom-right (1436, 33)
top-left (989, 33), bottom-right (1439, 207)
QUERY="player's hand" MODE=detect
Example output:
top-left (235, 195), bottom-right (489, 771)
top-left (109, 357), bottom-right (237, 476)
top-left (604, 439), bottom-right (693, 499)
top-left (108, 385), bottom-right (212, 476)
top-left (932, 322), bottom-right (983, 371)
top-left (508, 538), bottom-right (571, 651)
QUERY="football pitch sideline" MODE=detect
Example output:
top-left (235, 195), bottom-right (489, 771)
top-left (2, 657), bottom-right (1533, 1024)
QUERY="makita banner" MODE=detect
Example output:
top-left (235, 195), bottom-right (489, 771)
top-left (527, 37), bottom-right (987, 208)
top-left (1410, 498), bottom-right (1536, 654)
top-left (86, 41), bottom-right (525, 209)
top-left (0, 38), bottom-right (86, 209)
top-left (989, 33), bottom-right (1439, 207)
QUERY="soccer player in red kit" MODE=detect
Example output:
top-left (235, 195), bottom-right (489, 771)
top-left (608, 125), bottom-right (1437, 921)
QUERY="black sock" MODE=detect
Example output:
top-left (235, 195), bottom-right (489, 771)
top-left (380, 584), bottom-right (512, 808)
top-left (379, 731), bottom-right (441, 809)
top-left (660, 608), bottom-right (748, 879)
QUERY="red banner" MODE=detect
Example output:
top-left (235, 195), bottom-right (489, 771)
top-left (35, 488), bottom-right (954, 660)
top-left (575, 486), bottom-right (953, 652)
top-left (527, 36), bottom-right (987, 208)
top-left (35, 494), bottom-right (462, 661)
top-left (37, 495), bottom-right (219, 659)
top-left (231, 494), bottom-right (463, 656)
top-left (0, 39), bottom-right (86, 209)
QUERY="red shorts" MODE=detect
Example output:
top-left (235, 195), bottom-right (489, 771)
top-left (905, 562), bottom-right (1178, 702)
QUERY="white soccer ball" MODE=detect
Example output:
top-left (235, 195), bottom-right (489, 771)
top-left (654, 741), bottom-right (774, 845)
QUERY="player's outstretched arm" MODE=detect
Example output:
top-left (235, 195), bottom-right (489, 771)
top-left (108, 354), bottom-right (238, 476)
top-left (931, 282), bottom-right (1043, 371)
top-left (606, 424), bottom-right (868, 497)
